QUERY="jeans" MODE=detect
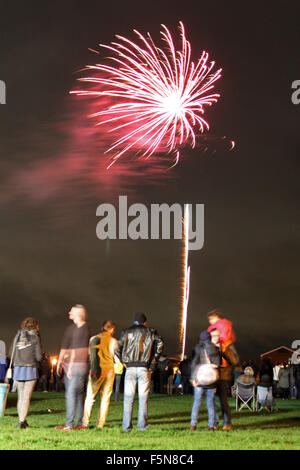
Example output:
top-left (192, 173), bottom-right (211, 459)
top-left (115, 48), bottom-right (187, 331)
top-left (279, 387), bottom-right (289, 400)
top-left (39, 374), bottom-right (48, 392)
top-left (64, 369), bottom-right (88, 428)
top-left (123, 367), bottom-right (150, 431)
top-left (290, 382), bottom-right (297, 399)
top-left (54, 375), bottom-right (63, 392)
top-left (296, 381), bottom-right (300, 400)
top-left (191, 386), bottom-right (216, 428)
top-left (216, 380), bottom-right (231, 426)
top-left (181, 376), bottom-right (191, 394)
top-left (114, 374), bottom-right (122, 401)
top-left (257, 386), bottom-right (274, 408)
top-left (273, 380), bottom-right (278, 396)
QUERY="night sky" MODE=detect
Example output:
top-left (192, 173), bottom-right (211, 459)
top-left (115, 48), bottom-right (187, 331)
top-left (0, 1), bottom-right (299, 359)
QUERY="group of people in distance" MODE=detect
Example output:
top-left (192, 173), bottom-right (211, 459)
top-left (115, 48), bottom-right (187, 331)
top-left (6, 305), bottom-right (238, 432)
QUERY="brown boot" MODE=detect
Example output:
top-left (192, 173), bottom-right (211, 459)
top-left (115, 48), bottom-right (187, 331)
top-left (222, 424), bottom-right (232, 431)
top-left (190, 425), bottom-right (196, 431)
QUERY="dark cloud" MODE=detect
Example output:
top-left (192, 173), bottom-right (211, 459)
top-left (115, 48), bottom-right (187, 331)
top-left (0, 1), bottom-right (299, 358)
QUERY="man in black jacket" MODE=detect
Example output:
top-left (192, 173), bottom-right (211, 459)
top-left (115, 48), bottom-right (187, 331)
top-left (156, 355), bottom-right (173, 394)
top-left (117, 312), bottom-right (163, 431)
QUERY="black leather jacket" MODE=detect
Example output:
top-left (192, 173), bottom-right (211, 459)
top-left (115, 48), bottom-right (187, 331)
top-left (117, 324), bottom-right (163, 370)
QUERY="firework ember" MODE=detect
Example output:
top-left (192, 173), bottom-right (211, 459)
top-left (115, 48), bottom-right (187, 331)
top-left (71, 22), bottom-right (222, 168)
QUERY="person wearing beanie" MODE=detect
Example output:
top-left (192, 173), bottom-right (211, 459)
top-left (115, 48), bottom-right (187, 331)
top-left (189, 330), bottom-right (221, 432)
top-left (199, 331), bottom-right (211, 342)
top-left (117, 312), bottom-right (163, 432)
top-left (207, 311), bottom-right (239, 431)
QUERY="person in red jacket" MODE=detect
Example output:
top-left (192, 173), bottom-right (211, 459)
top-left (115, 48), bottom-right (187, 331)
top-left (206, 310), bottom-right (238, 431)
top-left (207, 310), bottom-right (236, 351)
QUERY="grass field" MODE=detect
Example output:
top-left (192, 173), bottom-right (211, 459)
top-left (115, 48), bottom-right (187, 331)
top-left (0, 392), bottom-right (299, 450)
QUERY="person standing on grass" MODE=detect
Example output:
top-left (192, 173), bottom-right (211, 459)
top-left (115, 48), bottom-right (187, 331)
top-left (273, 362), bottom-right (280, 397)
top-left (278, 362), bottom-right (291, 400)
top-left (294, 356), bottom-right (300, 400)
top-left (10, 317), bottom-right (42, 428)
top-left (0, 341), bottom-right (8, 384)
top-left (38, 352), bottom-right (51, 392)
top-left (117, 312), bottom-right (163, 432)
top-left (81, 320), bottom-right (119, 429)
top-left (189, 331), bottom-right (221, 432)
top-left (56, 304), bottom-right (90, 431)
top-left (208, 313), bottom-right (239, 431)
top-left (217, 342), bottom-right (239, 430)
top-left (157, 355), bottom-right (173, 394)
top-left (113, 361), bottom-right (124, 401)
top-left (179, 356), bottom-right (192, 394)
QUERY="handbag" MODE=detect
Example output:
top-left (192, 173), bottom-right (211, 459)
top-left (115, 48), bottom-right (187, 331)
top-left (5, 368), bottom-right (12, 381)
top-left (5, 330), bottom-right (20, 383)
top-left (195, 348), bottom-right (219, 386)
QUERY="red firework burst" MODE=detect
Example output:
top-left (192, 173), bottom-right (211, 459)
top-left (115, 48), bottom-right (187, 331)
top-left (71, 22), bottom-right (222, 168)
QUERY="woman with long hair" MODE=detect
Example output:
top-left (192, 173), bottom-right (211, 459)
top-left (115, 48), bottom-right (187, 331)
top-left (82, 320), bottom-right (119, 429)
top-left (11, 317), bottom-right (42, 428)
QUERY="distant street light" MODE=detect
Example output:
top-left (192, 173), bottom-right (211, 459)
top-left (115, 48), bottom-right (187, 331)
top-left (50, 356), bottom-right (58, 389)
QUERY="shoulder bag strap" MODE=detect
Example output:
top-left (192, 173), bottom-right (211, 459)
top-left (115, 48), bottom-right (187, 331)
top-left (9, 330), bottom-right (21, 369)
top-left (203, 346), bottom-right (211, 364)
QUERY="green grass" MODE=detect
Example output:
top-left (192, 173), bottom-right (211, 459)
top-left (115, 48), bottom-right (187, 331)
top-left (0, 392), bottom-right (299, 450)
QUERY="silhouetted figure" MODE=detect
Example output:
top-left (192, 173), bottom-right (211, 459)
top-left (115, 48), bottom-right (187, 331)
top-left (38, 352), bottom-right (51, 392)
top-left (157, 355), bottom-right (172, 394)
top-left (258, 358), bottom-right (273, 385)
top-left (113, 362), bottom-right (124, 401)
top-left (53, 365), bottom-right (64, 392)
top-left (278, 363), bottom-right (290, 399)
top-left (273, 362), bottom-right (280, 397)
top-left (0, 341), bottom-right (7, 383)
top-left (294, 356), bottom-right (300, 400)
top-left (179, 356), bottom-right (191, 394)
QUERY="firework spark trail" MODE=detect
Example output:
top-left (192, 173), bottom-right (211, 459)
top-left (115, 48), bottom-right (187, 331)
top-left (71, 22), bottom-right (222, 168)
top-left (179, 204), bottom-right (191, 361)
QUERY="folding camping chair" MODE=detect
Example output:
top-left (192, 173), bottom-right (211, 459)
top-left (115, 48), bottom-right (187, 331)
top-left (256, 386), bottom-right (275, 412)
top-left (235, 382), bottom-right (256, 411)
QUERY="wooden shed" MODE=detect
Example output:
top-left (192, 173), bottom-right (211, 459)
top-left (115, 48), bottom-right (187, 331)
top-left (260, 346), bottom-right (294, 365)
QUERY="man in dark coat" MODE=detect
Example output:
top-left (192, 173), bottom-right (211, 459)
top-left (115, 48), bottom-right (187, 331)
top-left (38, 352), bottom-right (51, 392)
top-left (117, 312), bottom-right (163, 432)
top-left (157, 355), bottom-right (173, 394)
top-left (179, 356), bottom-right (191, 394)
